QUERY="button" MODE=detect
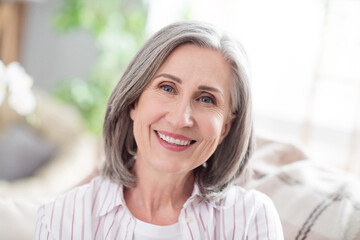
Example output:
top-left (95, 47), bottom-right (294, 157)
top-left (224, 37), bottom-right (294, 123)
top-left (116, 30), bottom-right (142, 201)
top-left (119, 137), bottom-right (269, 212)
top-left (186, 217), bottom-right (193, 223)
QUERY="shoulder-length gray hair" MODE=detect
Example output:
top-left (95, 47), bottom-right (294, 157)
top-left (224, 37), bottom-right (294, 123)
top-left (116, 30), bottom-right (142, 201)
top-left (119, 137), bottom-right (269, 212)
top-left (102, 21), bottom-right (253, 201)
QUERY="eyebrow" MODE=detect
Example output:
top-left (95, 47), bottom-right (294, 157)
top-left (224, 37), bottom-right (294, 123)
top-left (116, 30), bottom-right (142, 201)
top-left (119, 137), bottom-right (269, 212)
top-left (198, 85), bottom-right (224, 97)
top-left (154, 73), bottom-right (224, 97)
top-left (154, 73), bottom-right (182, 83)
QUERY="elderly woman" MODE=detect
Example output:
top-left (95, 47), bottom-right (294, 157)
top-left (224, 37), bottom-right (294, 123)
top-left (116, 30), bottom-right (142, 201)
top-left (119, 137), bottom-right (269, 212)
top-left (35, 21), bottom-right (283, 239)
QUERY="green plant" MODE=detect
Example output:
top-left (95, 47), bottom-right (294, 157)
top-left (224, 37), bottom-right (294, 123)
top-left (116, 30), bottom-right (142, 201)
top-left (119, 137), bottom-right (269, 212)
top-left (52, 0), bottom-right (148, 136)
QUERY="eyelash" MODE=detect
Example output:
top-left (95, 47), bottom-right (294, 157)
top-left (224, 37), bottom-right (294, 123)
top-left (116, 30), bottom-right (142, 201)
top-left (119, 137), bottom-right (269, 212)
top-left (159, 83), bottom-right (216, 105)
top-left (160, 84), bottom-right (176, 94)
top-left (199, 96), bottom-right (216, 105)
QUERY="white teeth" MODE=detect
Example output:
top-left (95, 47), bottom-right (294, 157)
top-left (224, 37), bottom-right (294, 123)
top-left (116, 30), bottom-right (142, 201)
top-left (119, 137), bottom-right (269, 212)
top-left (157, 131), bottom-right (191, 146)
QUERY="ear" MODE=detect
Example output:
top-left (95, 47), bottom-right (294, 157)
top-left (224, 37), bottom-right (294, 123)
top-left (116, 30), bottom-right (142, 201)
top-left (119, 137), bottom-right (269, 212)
top-left (129, 102), bottom-right (137, 120)
top-left (219, 114), bottom-right (236, 144)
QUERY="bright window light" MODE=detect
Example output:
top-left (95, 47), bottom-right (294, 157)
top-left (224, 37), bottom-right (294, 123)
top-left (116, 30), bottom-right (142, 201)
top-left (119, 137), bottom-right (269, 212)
top-left (146, 0), bottom-right (360, 175)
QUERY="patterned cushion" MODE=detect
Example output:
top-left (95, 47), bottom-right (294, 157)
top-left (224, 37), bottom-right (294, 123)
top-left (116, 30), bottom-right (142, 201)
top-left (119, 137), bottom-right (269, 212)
top-left (248, 137), bottom-right (360, 240)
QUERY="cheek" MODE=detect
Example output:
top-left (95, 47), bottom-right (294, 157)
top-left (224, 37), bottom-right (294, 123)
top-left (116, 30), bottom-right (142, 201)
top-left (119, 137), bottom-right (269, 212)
top-left (133, 97), bottom-right (167, 133)
top-left (190, 118), bottom-right (223, 167)
top-left (198, 112), bottom-right (226, 141)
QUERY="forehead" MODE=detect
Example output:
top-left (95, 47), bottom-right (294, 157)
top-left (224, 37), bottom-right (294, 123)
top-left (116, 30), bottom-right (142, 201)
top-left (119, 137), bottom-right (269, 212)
top-left (160, 44), bottom-right (230, 74)
top-left (155, 44), bottom-right (233, 95)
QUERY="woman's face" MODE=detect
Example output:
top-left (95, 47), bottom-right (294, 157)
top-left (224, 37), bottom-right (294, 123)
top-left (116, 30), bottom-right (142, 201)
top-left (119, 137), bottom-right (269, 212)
top-left (130, 44), bottom-right (233, 176)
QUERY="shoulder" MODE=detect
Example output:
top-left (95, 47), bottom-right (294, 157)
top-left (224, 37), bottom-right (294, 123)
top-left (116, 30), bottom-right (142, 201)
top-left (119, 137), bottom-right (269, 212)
top-left (208, 185), bottom-right (279, 221)
top-left (218, 186), bottom-right (284, 239)
top-left (36, 176), bottom-right (122, 237)
top-left (217, 185), bottom-right (275, 211)
top-left (40, 176), bottom-right (105, 215)
top-left (239, 187), bottom-right (277, 212)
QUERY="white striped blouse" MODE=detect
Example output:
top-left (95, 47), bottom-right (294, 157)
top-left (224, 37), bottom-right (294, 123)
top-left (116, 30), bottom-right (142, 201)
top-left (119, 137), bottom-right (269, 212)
top-left (35, 176), bottom-right (283, 240)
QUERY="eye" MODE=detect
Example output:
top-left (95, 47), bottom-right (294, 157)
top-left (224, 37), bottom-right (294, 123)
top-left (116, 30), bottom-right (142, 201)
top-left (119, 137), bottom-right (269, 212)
top-left (199, 96), bottom-right (215, 104)
top-left (160, 85), bottom-right (174, 93)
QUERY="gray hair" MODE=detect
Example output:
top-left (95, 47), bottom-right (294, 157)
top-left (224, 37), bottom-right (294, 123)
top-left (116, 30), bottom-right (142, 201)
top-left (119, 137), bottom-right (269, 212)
top-left (102, 21), bottom-right (253, 201)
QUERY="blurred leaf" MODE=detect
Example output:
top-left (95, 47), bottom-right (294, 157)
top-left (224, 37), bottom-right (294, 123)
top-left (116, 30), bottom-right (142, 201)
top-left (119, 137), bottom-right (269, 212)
top-left (52, 0), bottom-right (148, 136)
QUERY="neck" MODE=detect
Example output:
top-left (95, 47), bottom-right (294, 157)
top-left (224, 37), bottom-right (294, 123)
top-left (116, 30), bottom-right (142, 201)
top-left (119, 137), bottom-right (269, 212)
top-left (123, 159), bottom-right (194, 225)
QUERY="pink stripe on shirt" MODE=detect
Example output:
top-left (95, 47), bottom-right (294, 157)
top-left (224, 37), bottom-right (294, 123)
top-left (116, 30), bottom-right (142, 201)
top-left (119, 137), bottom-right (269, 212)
top-left (37, 214), bottom-right (46, 240)
top-left (242, 195), bottom-right (247, 240)
top-left (50, 201), bottom-right (56, 230)
top-left (263, 204), bottom-right (270, 240)
top-left (71, 190), bottom-right (78, 240)
top-left (233, 205), bottom-right (236, 240)
top-left (214, 208), bottom-right (217, 239)
top-left (185, 208), bottom-right (194, 240)
top-left (81, 189), bottom-right (86, 240)
top-left (114, 208), bottom-right (127, 239)
top-left (191, 202), bottom-right (204, 235)
top-left (199, 212), bottom-right (206, 231)
top-left (125, 217), bottom-right (132, 239)
top-left (59, 195), bottom-right (68, 240)
top-left (105, 205), bottom-right (121, 240)
top-left (38, 223), bottom-right (43, 240)
top-left (95, 182), bottom-right (112, 239)
top-left (252, 193), bottom-right (259, 240)
top-left (91, 179), bottom-right (104, 214)
top-left (222, 199), bottom-right (227, 240)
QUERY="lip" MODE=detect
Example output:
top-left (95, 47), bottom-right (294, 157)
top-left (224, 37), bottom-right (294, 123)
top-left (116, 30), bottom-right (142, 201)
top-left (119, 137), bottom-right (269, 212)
top-left (154, 130), bottom-right (195, 152)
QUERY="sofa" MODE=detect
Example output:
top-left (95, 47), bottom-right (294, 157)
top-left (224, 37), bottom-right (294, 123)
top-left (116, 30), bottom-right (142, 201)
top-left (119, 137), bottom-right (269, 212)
top-left (248, 137), bottom-right (360, 239)
top-left (0, 89), bottom-right (100, 239)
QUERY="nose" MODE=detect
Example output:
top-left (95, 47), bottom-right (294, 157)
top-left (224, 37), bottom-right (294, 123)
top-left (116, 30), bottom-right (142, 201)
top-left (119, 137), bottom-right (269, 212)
top-left (166, 100), bottom-right (194, 129)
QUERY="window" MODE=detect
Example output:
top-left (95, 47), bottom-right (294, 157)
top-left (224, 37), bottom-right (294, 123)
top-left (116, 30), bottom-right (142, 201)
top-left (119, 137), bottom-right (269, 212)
top-left (147, 0), bottom-right (360, 175)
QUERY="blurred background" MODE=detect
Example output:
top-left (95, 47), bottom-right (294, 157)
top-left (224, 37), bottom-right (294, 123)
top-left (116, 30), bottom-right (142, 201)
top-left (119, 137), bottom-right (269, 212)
top-left (0, 0), bottom-right (359, 184)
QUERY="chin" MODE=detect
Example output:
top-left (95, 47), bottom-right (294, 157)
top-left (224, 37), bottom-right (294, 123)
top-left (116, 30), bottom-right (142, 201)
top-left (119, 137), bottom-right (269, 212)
top-left (151, 158), bottom-right (193, 175)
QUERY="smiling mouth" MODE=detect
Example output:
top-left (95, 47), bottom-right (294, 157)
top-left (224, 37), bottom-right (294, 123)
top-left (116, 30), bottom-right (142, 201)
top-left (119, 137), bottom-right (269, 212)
top-left (155, 130), bottom-right (196, 146)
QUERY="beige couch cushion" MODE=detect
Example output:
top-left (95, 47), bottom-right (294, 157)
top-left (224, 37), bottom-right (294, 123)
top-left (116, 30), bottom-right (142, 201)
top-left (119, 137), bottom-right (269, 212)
top-left (248, 137), bottom-right (360, 240)
top-left (0, 89), bottom-right (100, 239)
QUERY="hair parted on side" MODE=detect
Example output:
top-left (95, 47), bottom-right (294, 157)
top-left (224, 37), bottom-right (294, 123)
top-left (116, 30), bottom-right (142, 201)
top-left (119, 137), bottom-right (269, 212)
top-left (102, 20), bottom-right (253, 202)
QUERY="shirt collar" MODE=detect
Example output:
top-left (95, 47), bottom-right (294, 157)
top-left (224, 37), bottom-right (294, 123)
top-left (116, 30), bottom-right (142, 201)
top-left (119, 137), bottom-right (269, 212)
top-left (96, 177), bottom-right (237, 217)
top-left (96, 177), bottom-right (126, 217)
top-left (191, 184), bottom-right (239, 210)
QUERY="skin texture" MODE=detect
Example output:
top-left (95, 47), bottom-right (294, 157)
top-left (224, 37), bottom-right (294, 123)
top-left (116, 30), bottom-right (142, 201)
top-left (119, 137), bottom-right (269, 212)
top-left (125, 44), bottom-right (234, 225)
